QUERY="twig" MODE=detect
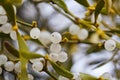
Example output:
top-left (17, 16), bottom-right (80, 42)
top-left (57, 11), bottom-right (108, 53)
top-left (16, 20), bottom-right (33, 27)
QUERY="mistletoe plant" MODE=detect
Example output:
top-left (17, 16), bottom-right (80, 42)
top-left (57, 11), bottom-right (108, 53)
top-left (0, 0), bottom-right (120, 80)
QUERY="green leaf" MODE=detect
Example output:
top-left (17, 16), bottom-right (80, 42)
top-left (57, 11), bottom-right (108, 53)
top-left (2, 3), bottom-right (16, 25)
top-left (116, 41), bottom-right (120, 49)
top-left (21, 51), bottom-right (44, 59)
top-left (94, 0), bottom-right (105, 24)
top-left (16, 31), bottom-right (29, 52)
top-left (4, 41), bottom-right (19, 61)
top-left (4, 41), bottom-right (19, 58)
top-left (80, 73), bottom-right (97, 80)
top-left (11, 0), bottom-right (23, 6)
top-left (20, 57), bottom-right (28, 80)
top-left (75, 0), bottom-right (90, 7)
top-left (16, 31), bottom-right (29, 80)
top-left (101, 8), bottom-right (108, 15)
top-left (49, 59), bottom-right (73, 79)
top-left (51, 0), bottom-right (69, 13)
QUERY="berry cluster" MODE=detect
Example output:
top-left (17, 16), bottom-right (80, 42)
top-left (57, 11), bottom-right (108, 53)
top-left (69, 24), bottom-right (88, 40)
top-left (0, 54), bottom-right (19, 74)
top-left (29, 27), bottom-right (68, 62)
top-left (49, 32), bottom-right (68, 62)
top-left (30, 58), bottom-right (43, 72)
top-left (0, 53), bottom-right (35, 80)
top-left (0, 6), bottom-right (17, 40)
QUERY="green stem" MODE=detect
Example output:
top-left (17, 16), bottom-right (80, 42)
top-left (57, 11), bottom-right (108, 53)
top-left (113, 62), bottom-right (119, 79)
top-left (50, 3), bottom-right (75, 23)
top-left (16, 20), bottom-right (33, 27)
top-left (50, 3), bottom-right (96, 30)
top-left (109, 49), bottom-right (119, 61)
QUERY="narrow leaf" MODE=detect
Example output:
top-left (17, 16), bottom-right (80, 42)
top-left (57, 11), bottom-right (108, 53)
top-left (94, 0), bottom-right (105, 24)
top-left (4, 41), bottom-right (19, 61)
top-left (80, 73), bottom-right (97, 80)
top-left (75, 0), bottom-right (90, 7)
top-left (21, 51), bottom-right (44, 59)
top-left (49, 60), bottom-right (73, 79)
top-left (51, 0), bottom-right (69, 13)
top-left (4, 41), bottom-right (19, 58)
top-left (16, 31), bottom-right (29, 52)
top-left (2, 3), bottom-right (16, 25)
top-left (16, 31), bottom-right (29, 80)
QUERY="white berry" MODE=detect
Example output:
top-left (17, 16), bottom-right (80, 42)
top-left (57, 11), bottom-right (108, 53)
top-left (32, 61), bottom-right (43, 72)
top-left (49, 53), bottom-right (59, 62)
top-left (0, 67), bottom-right (2, 75)
top-left (69, 24), bottom-right (80, 35)
top-left (104, 39), bottom-right (116, 51)
top-left (30, 58), bottom-right (41, 64)
top-left (73, 73), bottom-right (81, 80)
top-left (0, 6), bottom-right (6, 14)
top-left (10, 31), bottom-right (17, 40)
top-left (50, 32), bottom-right (62, 43)
top-left (50, 43), bottom-right (62, 53)
top-left (1, 23), bottom-right (12, 34)
top-left (78, 28), bottom-right (88, 40)
top-left (58, 51), bottom-right (68, 62)
top-left (30, 28), bottom-right (40, 39)
top-left (28, 74), bottom-right (34, 80)
top-left (4, 61), bottom-right (14, 71)
top-left (0, 15), bottom-right (8, 24)
top-left (38, 30), bottom-right (51, 45)
top-left (58, 76), bottom-right (69, 80)
top-left (0, 54), bottom-right (8, 66)
top-left (14, 61), bottom-right (21, 73)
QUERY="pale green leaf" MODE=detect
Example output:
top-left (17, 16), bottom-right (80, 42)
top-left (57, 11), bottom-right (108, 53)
top-left (80, 73), bottom-right (97, 80)
top-left (16, 31), bottom-right (29, 52)
top-left (20, 57), bottom-right (28, 80)
top-left (16, 31), bottom-right (29, 80)
top-left (21, 51), bottom-right (44, 59)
